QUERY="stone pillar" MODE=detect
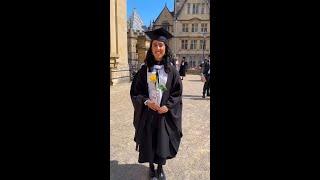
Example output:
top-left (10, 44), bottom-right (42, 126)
top-left (110, 0), bottom-right (117, 58)
top-left (110, 0), bottom-right (130, 85)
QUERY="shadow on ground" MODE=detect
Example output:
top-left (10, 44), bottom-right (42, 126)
top-left (183, 95), bottom-right (210, 100)
top-left (110, 160), bottom-right (149, 180)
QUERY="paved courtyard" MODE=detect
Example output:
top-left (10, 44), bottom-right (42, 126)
top-left (110, 74), bottom-right (211, 180)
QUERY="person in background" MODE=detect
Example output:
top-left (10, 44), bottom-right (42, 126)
top-left (130, 28), bottom-right (183, 180)
top-left (175, 57), bottom-right (180, 72)
top-left (179, 57), bottom-right (188, 80)
top-left (200, 56), bottom-right (210, 98)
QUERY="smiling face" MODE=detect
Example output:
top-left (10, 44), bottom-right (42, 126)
top-left (151, 40), bottom-right (166, 61)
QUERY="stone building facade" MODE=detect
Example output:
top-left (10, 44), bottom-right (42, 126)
top-left (110, 0), bottom-right (130, 85)
top-left (127, 9), bottom-right (151, 68)
top-left (127, 29), bottom-right (151, 67)
top-left (152, 4), bottom-right (175, 49)
top-left (152, 0), bottom-right (210, 69)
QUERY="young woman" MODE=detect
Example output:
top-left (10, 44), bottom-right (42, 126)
top-left (130, 28), bottom-right (183, 180)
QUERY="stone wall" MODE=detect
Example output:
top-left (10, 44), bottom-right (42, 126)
top-left (110, 0), bottom-right (130, 85)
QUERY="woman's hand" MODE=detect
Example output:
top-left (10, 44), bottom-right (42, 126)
top-left (147, 100), bottom-right (160, 111)
top-left (158, 105), bottom-right (168, 114)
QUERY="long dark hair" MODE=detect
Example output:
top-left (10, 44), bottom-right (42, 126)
top-left (145, 40), bottom-right (174, 73)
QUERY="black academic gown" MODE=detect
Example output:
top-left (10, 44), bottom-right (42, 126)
top-left (130, 64), bottom-right (183, 165)
top-left (179, 62), bottom-right (187, 77)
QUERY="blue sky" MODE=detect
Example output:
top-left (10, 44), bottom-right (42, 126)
top-left (127, 0), bottom-right (174, 27)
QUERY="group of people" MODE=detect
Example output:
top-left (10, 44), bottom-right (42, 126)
top-left (174, 55), bottom-right (210, 98)
top-left (130, 27), bottom-right (211, 180)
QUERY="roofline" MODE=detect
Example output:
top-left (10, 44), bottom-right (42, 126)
top-left (154, 4), bottom-right (174, 23)
top-left (175, 0), bottom-right (188, 19)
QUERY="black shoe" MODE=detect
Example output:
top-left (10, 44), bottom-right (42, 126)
top-left (149, 167), bottom-right (156, 179)
top-left (157, 168), bottom-right (166, 180)
top-left (202, 94), bottom-right (205, 98)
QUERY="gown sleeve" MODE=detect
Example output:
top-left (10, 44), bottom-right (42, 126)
top-left (159, 66), bottom-right (183, 154)
top-left (165, 67), bottom-right (183, 110)
top-left (130, 65), bottom-right (149, 146)
top-left (165, 66), bottom-right (183, 137)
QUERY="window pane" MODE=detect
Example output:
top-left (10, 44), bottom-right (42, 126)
top-left (182, 24), bottom-right (187, 32)
top-left (201, 3), bottom-right (205, 14)
top-left (193, 4), bottom-right (196, 14)
top-left (196, 3), bottom-right (200, 14)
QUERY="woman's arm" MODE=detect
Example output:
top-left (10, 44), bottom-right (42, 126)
top-left (130, 66), bottom-right (149, 109)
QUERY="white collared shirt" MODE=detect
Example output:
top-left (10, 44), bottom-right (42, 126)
top-left (147, 65), bottom-right (168, 105)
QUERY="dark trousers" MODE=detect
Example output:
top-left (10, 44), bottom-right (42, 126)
top-left (203, 75), bottom-right (210, 95)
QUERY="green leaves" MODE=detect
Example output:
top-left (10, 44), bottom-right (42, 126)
top-left (158, 84), bottom-right (167, 92)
